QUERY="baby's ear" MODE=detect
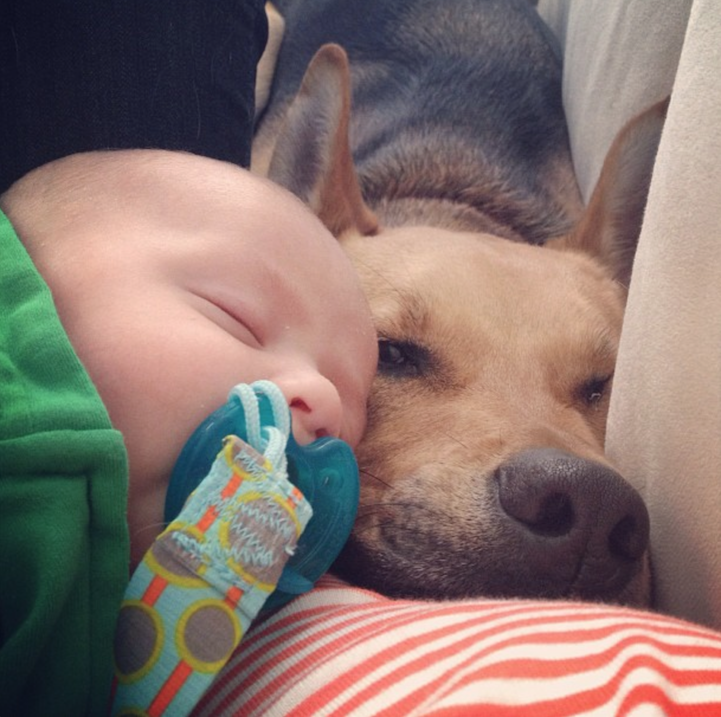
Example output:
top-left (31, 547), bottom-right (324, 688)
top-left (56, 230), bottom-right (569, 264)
top-left (264, 43), bottom-right (379, 238)
top-left (547, 98), bottom-right (669, 288)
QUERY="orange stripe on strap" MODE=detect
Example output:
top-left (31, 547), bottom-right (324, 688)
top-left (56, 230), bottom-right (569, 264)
top-left (221, 471), bottom-right (243, 499)
top-left (225, 585), bottom-right (244, 610)
top-left (142, 575), bottom-right (168, 607)
top-left (148, 660), bottom-right (193, 716)
top-left (197, 504), bottom-right (219, 533)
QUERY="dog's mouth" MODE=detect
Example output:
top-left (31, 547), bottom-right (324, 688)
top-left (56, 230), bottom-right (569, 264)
top-left (334, 448), bottom-right (651, 607)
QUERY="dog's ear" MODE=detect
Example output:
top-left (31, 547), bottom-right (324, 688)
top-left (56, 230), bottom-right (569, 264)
top-left (255, 3), bottom-right (285, 116)
top-left (266, 43), bottom-right (379, 238)
top-left (548, 98), bottom-right (669, 288)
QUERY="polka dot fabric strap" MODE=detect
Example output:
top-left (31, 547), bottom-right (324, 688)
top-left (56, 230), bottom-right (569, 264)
top-left (111, 435), bottom-right (312, 717)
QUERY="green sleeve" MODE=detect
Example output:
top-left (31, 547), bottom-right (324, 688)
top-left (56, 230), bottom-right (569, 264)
top-left (0, 209), bottom-right (130, 716)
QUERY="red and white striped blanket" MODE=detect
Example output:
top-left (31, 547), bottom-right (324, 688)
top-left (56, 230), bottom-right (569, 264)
top-left (194, 576), bottom-right (721, 716)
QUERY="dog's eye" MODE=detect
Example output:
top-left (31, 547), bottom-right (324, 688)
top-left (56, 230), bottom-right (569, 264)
top-left (377, 339), bottom-right (426, 377)
top-left (579, 375), bottom-right (612, 407)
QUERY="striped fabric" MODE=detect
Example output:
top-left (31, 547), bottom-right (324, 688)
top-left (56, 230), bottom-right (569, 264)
top-left (193, 575), bottom-right (721, 716)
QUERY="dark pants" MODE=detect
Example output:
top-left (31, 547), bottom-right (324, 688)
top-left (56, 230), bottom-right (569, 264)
top-left (0, 0), bottom-right (268, 192)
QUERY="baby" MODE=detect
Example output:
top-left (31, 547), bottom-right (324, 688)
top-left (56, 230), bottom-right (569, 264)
top-left (0, 150), bottom-right (377, 715)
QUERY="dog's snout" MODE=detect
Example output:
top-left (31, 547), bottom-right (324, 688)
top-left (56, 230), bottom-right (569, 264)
top-left (607, 511), bottom-right (649, 562)
top-left (494, 448), bottom-right (649, 597)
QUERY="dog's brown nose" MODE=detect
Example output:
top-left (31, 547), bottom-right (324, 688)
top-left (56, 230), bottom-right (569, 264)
top-left (494, 448), bottom-right (649, 599)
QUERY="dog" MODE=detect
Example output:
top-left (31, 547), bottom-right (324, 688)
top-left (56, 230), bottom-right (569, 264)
top-left (253, 0), bottom-right (666, 606)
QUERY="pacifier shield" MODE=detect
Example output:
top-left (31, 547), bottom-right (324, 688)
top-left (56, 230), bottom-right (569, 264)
top-left (165, 388), bottom-right (359, 610)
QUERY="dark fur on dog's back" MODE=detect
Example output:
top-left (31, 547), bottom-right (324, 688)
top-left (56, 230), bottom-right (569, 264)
top-left (261, 0), bottom-right (582, 244)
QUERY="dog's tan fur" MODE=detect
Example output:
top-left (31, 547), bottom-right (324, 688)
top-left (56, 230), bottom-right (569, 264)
top-left (255, 38), bottom-right (666, 606)
top-left (340, 225), bottom-right (643, 601)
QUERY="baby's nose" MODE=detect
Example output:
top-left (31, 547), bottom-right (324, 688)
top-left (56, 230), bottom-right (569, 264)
top-left (274, 372), bottom-right (344, 445)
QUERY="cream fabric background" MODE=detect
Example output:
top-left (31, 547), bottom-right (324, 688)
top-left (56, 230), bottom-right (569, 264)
top-left (538, 0), bottom-right (721, 630)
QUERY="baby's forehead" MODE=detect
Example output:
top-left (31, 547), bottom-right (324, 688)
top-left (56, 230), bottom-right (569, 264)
top-left (7, 148), bottom-right (368, 323)
top-left (9, 149), bottom-right (332, 244)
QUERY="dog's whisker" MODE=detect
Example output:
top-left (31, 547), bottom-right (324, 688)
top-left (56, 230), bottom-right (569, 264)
top-left (438, 430), bottom-right (472, 452)
top-left (358, 467), bottom-right (393, 489)
top-left (357, 501), bottom-right (420, 511)
top-left (347, 522), bottom-right (382, 537)
top-left (136, 520), bottom-right (168, 538)
top-left (350, 255), bottom-right (408, 301)
top-left (356, 500), bottom-right (456, 522)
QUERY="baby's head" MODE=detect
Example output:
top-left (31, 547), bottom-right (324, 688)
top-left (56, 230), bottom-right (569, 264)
top-left (2, 150), bottom-right (378, 565)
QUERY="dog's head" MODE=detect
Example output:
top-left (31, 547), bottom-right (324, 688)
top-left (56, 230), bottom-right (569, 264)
top-left (338, 225), bottom-right (650, 604)
top-left (256, 44), bottom-right (667, 606)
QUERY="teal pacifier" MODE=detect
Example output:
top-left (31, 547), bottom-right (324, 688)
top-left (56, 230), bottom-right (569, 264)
top-left (165, 383), bottom-right (360, 611)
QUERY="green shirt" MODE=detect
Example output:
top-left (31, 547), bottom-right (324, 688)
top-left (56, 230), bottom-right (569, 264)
top-left (0, 209), bottom-right (129, 716)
